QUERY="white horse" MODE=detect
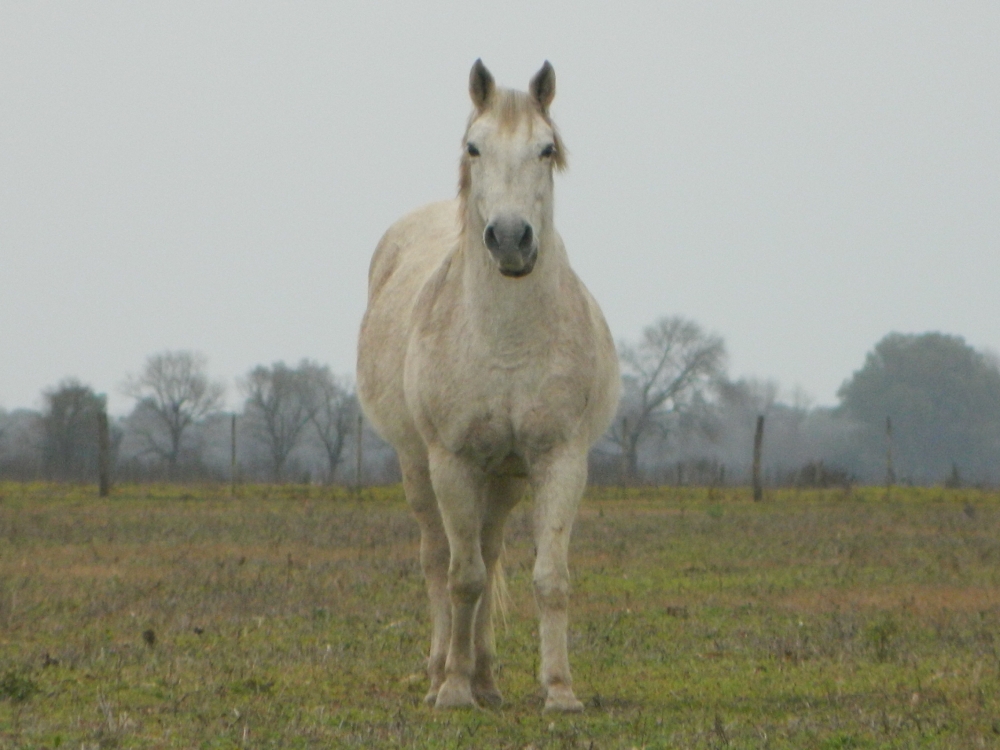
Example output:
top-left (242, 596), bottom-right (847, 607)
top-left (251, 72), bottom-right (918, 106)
top-left (357, 60), bottom-right (619, 712)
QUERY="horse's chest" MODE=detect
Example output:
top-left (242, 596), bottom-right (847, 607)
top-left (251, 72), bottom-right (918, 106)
top-left (436, 370), bottom-right (584, 471)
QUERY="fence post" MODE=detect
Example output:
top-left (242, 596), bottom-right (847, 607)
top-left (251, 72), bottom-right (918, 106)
top-left (230, 414), bottom-right (237, 497)
top-left (619, 416), bottom-right (629, 497)
top-left (355, 412), bottom-right (364, 495)
top-left (885, 416), bottom-right (895, 489)
top-left (97, 409), bottom-right (111, 498)
top-left (752, 415), bottom-right (764, 502)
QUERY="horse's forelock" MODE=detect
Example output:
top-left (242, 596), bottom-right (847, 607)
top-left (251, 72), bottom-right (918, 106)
top-left (494, 89), bottom-right (535, 132)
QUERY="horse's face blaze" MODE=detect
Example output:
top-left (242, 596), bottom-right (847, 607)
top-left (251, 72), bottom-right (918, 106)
top-left (464, 115), bottom-right (555, 278)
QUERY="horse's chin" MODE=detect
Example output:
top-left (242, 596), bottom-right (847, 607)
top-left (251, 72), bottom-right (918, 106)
top-left (497, 250), bottom-right (537, 278)
top-left (499, 266), bottom-right (533, 279)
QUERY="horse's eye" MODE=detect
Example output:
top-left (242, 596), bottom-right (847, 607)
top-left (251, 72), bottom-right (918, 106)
top-left (466, 143), bottom-right (480, 157)
top-left (540, 144), bottom-right (555, 158)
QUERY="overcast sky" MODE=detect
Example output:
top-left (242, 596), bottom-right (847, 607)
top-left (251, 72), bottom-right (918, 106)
top-left (2, 3), bottom-right (998, 415)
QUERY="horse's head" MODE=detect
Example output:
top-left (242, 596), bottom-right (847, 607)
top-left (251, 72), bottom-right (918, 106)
top-left (460, 60), bottom-right (566, 279)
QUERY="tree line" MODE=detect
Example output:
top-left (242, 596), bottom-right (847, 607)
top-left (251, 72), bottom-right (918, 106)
top-left (2, 322), bottom-right (998, 487)
top-left (595, 320), bottom-right (1000, 488)
top-left (0, 354), bottom-right (380, 484)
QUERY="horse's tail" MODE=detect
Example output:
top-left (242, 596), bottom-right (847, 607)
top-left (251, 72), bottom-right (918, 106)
top-left (491, 542), bottom-right (511, 641)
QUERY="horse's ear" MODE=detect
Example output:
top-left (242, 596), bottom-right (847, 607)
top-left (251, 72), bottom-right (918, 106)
top-left (529, 61), bottom-right (556, 112)
top-left (469, 59), bottom-right (495, 112)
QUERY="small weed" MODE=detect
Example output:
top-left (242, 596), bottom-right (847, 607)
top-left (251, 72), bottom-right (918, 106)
top-left (96, 695), bottom-right (136, 748)
top-left (0, 669), bottom-right (39, 702)
top-left (230, 677), bottom-right (275, 695)
top-left (821, 734), bottom-right (861, 749)
top-left (864, 613), bottom-right (899, 663)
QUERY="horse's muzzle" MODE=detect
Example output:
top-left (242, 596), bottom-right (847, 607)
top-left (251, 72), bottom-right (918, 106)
top-left (485, 217), bottom-right (537, 278)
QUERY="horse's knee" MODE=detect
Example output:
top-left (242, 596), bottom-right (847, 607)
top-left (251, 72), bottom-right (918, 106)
top-left (533, 570), bottom-right (569, 610)
top-left (449, 558), bottom-right (487, 604)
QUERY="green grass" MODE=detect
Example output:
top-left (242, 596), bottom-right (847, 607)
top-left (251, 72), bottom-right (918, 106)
top-left (1, 482), bottom-right (999, 747)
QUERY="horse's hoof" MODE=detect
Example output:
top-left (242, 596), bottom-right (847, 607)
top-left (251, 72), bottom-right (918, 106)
top-left (423, 674), bottom-right (444, 706)
top-left (543, 686), bottom-right (584, 713)
top-left (473, 685), bottom-right (503, 709)
top-left (434, 677), bottom-right (477, 709)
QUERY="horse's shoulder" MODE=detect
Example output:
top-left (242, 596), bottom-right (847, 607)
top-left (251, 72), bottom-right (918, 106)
top-left (367, 200), bottom-right (459, 301)
top-left (412, 248), bottom-right (460, 334)
top-left (553, 264), bottom-right (621, 424)
top-left (555, 268), bottom-right (604, 338)
top-left (367, 236), bottom-right (402, 301)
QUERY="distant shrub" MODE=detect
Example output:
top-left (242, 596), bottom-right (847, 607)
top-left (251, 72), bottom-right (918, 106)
top-left (864, 614), bottom-right (899, 663)
top-left (794, 461), bottom-right (854, 489)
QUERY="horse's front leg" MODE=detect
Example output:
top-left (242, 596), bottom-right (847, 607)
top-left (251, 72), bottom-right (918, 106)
top-left (532, 447), bottom-right (587, 712)
top-left (471, 475), bottom-right (525, 708)
top-left (428, 447), bottom-right (486, 709)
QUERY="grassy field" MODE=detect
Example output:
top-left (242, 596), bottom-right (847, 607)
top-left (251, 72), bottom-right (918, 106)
top-left (1, 482), bottom-right (999, 748)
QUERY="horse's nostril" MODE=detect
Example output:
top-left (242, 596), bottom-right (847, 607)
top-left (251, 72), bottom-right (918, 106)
top-left (519, 224), bottom-right (533, 250)
top-left (484, 225), bottom-right (499, 252)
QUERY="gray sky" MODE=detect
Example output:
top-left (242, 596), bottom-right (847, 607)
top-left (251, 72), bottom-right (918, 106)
top-left (3, 3), bottom-right (998, 415)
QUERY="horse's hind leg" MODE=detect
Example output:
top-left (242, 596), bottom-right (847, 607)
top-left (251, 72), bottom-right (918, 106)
top-left (400, 454), bottom-right (451, 705)
top-left (471, 476), bottom-right (525, 708)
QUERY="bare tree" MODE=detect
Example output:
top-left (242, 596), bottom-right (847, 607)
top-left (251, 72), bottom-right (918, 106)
top-left (123, 351), bottom-right (224, 476)
top-left (299, 362), bottom-right (356, 484)
top-left (242, 361), bottom-right (316, 481)
top-left (614, 316), bottom-right (726, 480)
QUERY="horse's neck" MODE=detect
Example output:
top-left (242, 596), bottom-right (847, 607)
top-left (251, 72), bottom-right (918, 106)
top-left (459, 230), bottom-right (563, 355)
